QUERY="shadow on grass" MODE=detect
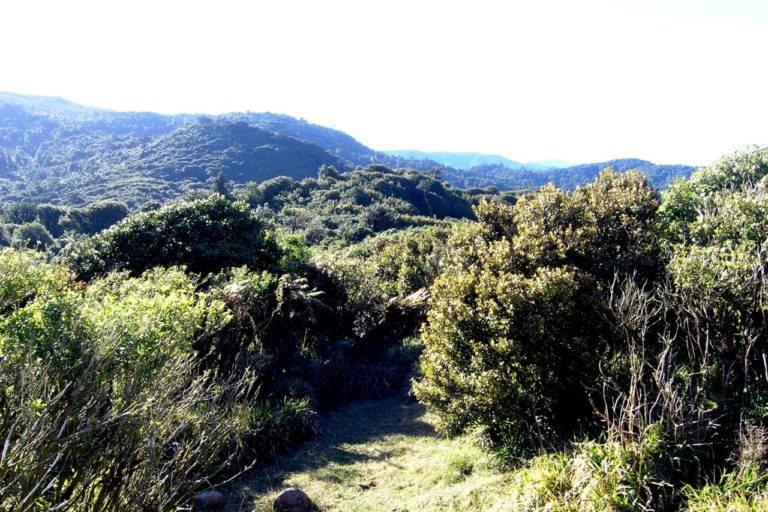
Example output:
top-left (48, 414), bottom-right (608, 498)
top-left (224, 390), bottom-right (435, 508)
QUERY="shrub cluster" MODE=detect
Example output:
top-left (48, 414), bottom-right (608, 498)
top-left (0, 253), bottom-right (250, 510)
top-left (414, 148), bottom-right (768, 507)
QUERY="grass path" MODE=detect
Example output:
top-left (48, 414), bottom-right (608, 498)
top-left (224, 391), bottom-right (512, 511)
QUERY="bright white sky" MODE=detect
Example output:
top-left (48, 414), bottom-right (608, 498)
top-left (2, 0), bottom-right (767, 165)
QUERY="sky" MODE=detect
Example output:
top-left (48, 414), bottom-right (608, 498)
top-left (2, 0), bottom-right (767, 166)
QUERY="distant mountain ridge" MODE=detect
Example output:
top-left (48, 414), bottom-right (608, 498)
top-left (0, 92), bottom-right (696, 207)
top-left (385, 150), bottom-right (566, 171)
top-left (444, 158), bottom-right (695, 192)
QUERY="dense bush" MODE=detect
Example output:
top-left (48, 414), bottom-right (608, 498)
top-left (237, 165), bottom-right (480, 247)
top-left (414, 169), bottom-right (662, 453)
top-left (3, 201), bottom-right (38, 224)
top-left (10, 221), bottom-right (55, 249)
top-left (1, 201), bottom-right (129, 247)
top-left (651, 149), bottom-right (768, 461)
top-left (62, 195), bottom-right (280, 280)
top-left (310, 225), bottom-right (450, 336)
top-left (58, 200), bottom-right (129, 235)
top-left (414, 149), bottom-right (768, 508)
top-left (417, 264), bottom-right (599, 447)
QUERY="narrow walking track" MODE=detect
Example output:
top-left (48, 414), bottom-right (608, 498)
top-left (224, 391), bottom-right (509, 511)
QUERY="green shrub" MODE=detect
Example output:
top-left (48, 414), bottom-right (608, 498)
top-left (595, 149), bottom-right (768, 506)
top-left (658, 148), bottom-right (768, 247)
top-left (10, 221), bottom-right (55, 250)
top-left (0, 249), bottom-right (253, 511)
top-left (502, 433), bottom-right (673, 511)
top-left (3, 201), bottom-right (38, 224)
top-left (35, 204), bottom-right (68, 237)
top-left (61, 194), bottom-right (281, 280)
top-left (58, 200), bottom-right (129, 235)
top-left (654, 148), bottom-right (768, 446)
top-left (245, 397), bottom-right (318, 457)
top-left (415, 264), bottom-right (599, 450)
top-left (414, 169), bottom-right (662, 454)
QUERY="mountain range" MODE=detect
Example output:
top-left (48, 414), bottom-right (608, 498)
top-left (0, 92), bottom-right (696, 208)
top-left (384, 150), bottom-right (570, 171)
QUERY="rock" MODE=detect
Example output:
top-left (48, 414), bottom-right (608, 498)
top-left (273, 487), bottom-right (311, 512)
top-left (192, 490), bottom-right (224, 511)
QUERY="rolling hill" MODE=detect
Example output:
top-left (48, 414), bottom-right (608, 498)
top-left (0, 92), bottom-right (696, 208)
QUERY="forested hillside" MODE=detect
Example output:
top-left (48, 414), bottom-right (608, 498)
top-left (0, 93), bottom-right (695, 211)
top-left (119, 120), bottom-right (344, 192)
top-left (235, 165), bottom-right (509, 246)
top-left (0, 162), bottom-right (503, 251)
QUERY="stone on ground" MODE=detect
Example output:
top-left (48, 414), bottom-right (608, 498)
top-left (273, 487), bottom-right (312, 511)
top-left (192, 490), bottom-right (224, 511)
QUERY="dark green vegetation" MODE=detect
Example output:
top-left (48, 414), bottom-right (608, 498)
top-left (1, 200), bottom-right (129, 250)
top-left (0, 93), bottom-right (693, 211)
top-left (0, 92), bottom-right (394, 208)
top-left (61, 195), bottom-right (280, 280)
top-left (415, 169), bottom-right (661, 451)
top-left (237, 165), bottom-right (491, 246)
top-left (3, 147), bottom-right (763, 510)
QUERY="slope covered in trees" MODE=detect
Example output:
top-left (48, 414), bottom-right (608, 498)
top-left (0, 93), bottom-right (695, 211)
top-left (118, 119), bottom-right (344, 189)
top-left (236, 165), bottom-right (500, 246)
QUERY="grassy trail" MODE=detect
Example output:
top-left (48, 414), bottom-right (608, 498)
top-left (224, 391), bottom-right (510, 511)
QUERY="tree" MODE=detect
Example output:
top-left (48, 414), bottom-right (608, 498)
top-left (35, 204), bottom-right (68, 237)
top-left (210, 171), bottom-right (234, 200)
top-left (238, 181), bottom-right (265, 208)
top-left (59, 201), bottom-right (129, 235)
